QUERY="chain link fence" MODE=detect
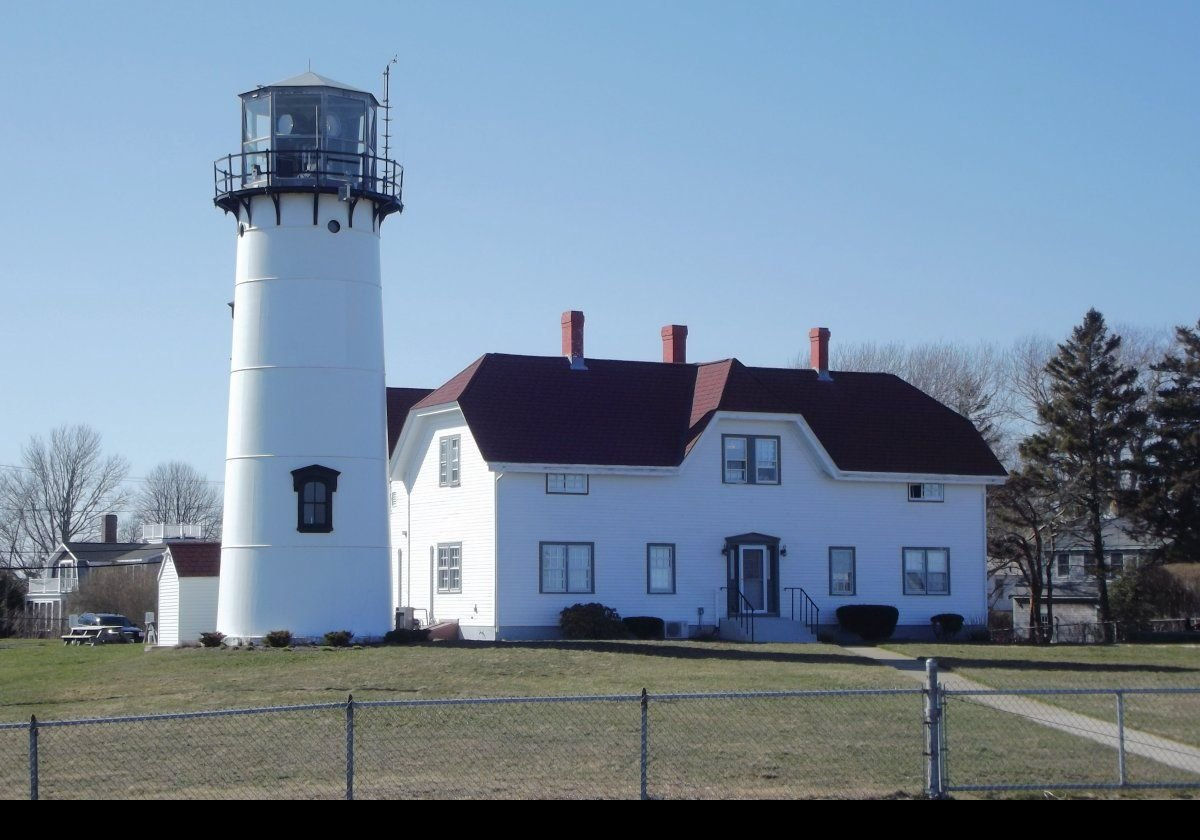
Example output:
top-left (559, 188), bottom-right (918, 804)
top-left (3, 673), bottom-right (1198, 799)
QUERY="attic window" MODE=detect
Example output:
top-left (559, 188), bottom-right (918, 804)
top-left (546, 473), bottom-right (588, 494)
top-left (291, 464), bottom-right (340, 533)
top-left (908, 483), bottom-right (943, 502)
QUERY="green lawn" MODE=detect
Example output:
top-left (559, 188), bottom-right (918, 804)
top-left (2, 639), bottom-right (1197, 799)
top-left (0, 639), bottom-right (910, 720)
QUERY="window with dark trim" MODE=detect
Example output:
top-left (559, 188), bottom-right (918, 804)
top-left (903, 547), bottom-right (950, 595)
top-left (1056, 553), bottom-right (1070, 578)
top-left (722, 435), bottom-right (781, 484)
top-left (291, 464), bottom-right (340, 533)
top-left (546, 473), bottom-right (588, 494)
top-left (908, 483), bottom-right (944, 502)
top-left (829, 547), bottom-right (855, 595)
top-left (647, 544), bottom-right (676, 594)
top-left (437, 543), bottom-right (462, 593)
top-left (439, 436), bottom-right (461, 487)
top-left (539, 542), bottom-right (594, 593)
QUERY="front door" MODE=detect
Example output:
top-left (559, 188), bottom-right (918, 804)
top-left (739, 545), bottom-right (769, 613)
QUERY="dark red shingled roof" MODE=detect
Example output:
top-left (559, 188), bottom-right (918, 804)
top-left (398, 354), bottom-right (1007, 477)
top-left (387, 387), bottom-right (434, 455)
top-left (167, 542), bottom-right (221, 577)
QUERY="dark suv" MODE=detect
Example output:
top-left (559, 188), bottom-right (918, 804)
top-left (76, 613), bottom-right (144, 643)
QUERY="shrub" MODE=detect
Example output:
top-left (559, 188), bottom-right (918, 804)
top-left (835, 605), bottom-right (899, 642)
top-left (199, 631), bottom-right (225, 648)
top-left (264, 629), bottom-right (293, 648)
top-left (559, 603), bottom-right (629, 640)
top-left (622, 616), bottom-right (665, 640)
top-left (930, 613), bottom-right (964, 640)
top-left (383, 627), bottom-right (431, 644)
top-left (323, 630), bottom-right (354, 647)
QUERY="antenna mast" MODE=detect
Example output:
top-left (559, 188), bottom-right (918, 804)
top-left (382, 55), bottom-right (398, 161)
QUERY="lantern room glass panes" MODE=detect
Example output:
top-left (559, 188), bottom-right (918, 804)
top-left (239, 88), bottom-right (378, 188)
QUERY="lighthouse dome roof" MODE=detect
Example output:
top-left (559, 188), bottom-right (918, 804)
top-left (244, 70), bottom-right (377, 102)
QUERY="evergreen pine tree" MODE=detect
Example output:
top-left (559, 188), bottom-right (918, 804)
top-left (1020, 310), bottom-right (1145, 636)
top-left (1131, 321), bottom-right (1200, 563)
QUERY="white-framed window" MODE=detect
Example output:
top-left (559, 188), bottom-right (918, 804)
top-left (1056, 553), bottom-right (1070, 578)
top-left (437, 543), bottom-right (461, 593)
top-left (546, 473), bottom-right (588, 495)
top-left (439, 435), bottom-right (461, 487)
top-left (908, 483), bottom-right (944, 502)
top-left (540, 543), bottom-right (594, 594)
top-left (903, 548), bottom-right (950, 595)
top-left (1108, 553), bottom-right (1124, 579)
top-left (755, 438), bottom-right (779, 483)
top-left (829, 547), bottom-right (855, 595)
top-left (723, 435), bottom-right (780, 485)
top-left (647, 544), bottom-right (675, 594)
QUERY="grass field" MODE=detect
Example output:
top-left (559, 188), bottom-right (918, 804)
top-left (1, 639), bottom-right (1197, 799)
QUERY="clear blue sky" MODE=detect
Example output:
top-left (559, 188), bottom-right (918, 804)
top-left (1, 1), bottom-right (1196, 486)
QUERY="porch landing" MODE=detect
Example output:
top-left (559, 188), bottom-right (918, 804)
top-left (718, 616), bottom-right (817, 643)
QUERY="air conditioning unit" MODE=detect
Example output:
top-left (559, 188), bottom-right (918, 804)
top-left (664, 620), bottom-right (689, 640)
top-left (394, 607), bottom-right (419, 630)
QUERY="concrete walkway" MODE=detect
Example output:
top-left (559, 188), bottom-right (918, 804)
top-left (844, 646), bottom-right (1200, 778)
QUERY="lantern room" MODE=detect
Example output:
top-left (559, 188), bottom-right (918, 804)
top-left (214, 71), bottom-right (402, 219)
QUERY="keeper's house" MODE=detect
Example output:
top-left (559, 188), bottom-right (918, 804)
top-left (387, 313), bottom-right (1007, 642)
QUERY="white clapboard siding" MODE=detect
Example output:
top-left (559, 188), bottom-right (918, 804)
top-left (157, 558), bottom-right (181, 647)
top-left (397, 412), bottom-right (990, 639)
top-left (178, 577), bottom-right (220, 644)
top-left (391, 408), bottom-right (496, 639)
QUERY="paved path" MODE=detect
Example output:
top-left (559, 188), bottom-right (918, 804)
top-left (844, 646), bottom-right (1200, 779)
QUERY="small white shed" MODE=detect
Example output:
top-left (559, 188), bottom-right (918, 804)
top-left (157, 542), bottom-right (220, 646)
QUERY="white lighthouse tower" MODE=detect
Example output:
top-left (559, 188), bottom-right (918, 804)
top-left (212, 72), bottom-right (402, 641)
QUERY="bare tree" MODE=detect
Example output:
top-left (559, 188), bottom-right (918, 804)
top-left (131, 461), bottom-right (222, 541)
top-left (0, 426), bottom-right (129, 571)
top-left (68, 563), bottom-right (158, 624)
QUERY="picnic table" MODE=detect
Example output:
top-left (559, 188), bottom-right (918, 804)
top-left (61, 626), bottom-right (117, 646)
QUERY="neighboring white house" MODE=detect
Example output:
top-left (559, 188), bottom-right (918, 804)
top-left (387, 313), bottom-right (1007, 641)
top-left (156, 543), bottom-right (221, 646)
top-left (24, 515), bottom-right (167, 632)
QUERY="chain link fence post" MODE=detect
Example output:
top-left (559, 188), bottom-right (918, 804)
top-left (1115, 690), bottom-right (1127, 787)
top-left (28, 715), bottom-right (38, 801)
top-left (640, 688), bottom-right (649, 800)
top-left (924, 658), bottom-right (944, 799)
top-left (345, 694), bottom-right (355, 801)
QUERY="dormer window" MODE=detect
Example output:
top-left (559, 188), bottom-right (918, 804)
top-left (291, 464), bottom-right (340, 533)
top-left (439, 436), bottom-right (461, 487)
top-left (723, 435), bottom-right (781, 485)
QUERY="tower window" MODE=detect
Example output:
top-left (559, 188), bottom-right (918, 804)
top-left (291, 464), bottom-right (340, 533)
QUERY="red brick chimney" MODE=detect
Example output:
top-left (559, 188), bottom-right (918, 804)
top-left (561, 310), bottom-right (586, 370)
top-left (661, 325), bottom-right (688, 364)
top-left (99, 513), bottom-right (118, 544)
top-left (810, 327), bottom-right (832, 381)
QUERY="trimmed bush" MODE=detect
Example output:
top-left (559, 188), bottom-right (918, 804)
top-left (323, 630), bottom-right (354, 647)
top-left (559, 603), bottom-right (629, 640)
top-left (264, 629), bottom-right (293, 648)
top-left (623, 616), bottom-right (665, 640)
top-left (835, 605), bottom-right (899, 642)
top-left (383, 627), bottom-right (431, 644)
top-left (930, 613), bottom-right (964, 640)
top-left (199, 631), bottom-right (225, 648)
